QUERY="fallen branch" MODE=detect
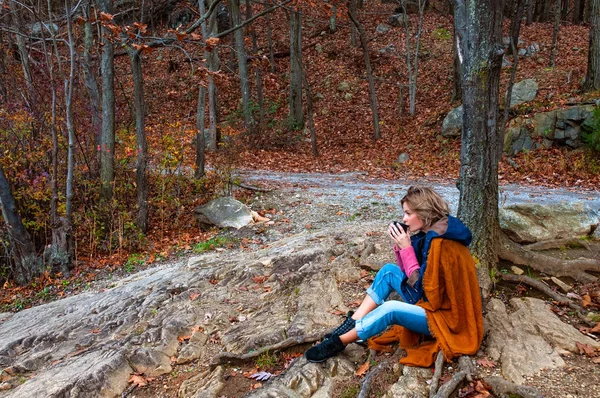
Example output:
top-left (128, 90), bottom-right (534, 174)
top-left (500, 274), bottom-right (594, 326)
top-left (232, 182), bottom-right (273, 192)
top-left (209, 333), bottom-right (321, 368)
top-left (500, 233), bottom-right (600, 283)
top-left (484, 376), bottom-right (544, 398)
top-left (457, 356), bottom-right (475, 382)
top-left (429, 351), bottom-right (445, 398)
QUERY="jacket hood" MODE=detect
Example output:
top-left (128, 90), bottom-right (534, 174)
top-left (428, 215), bottom-right (472, 247)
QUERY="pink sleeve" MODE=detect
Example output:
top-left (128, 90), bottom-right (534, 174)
top-left (395, 246), bottom-right (420, 277)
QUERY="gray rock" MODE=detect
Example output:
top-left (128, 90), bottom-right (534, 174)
top-left (509, 79), bottom-right (538, 108)
top-left (379, 43), bottom-right (396, 54)
top-left (388, 13), bottom-right (409, 27)
top-left (441, 105), bottom-right (463, 137)
top-left (376, 24), bottom-right (391, 34)
top-left (525, 42), bottom-right (540, 57)
top-left (397, 153), bottom-right (410, 163)
top-left (344, 93), bottom-right (353, 101)
top-left (485, 298), bottom-right (600, 384)
top-left (384, 366), bottom-right (431, 397)
top-left (499, 202), bottom-right (600, 244)
top-left (194, 196), bottom-right (253, 229)
top-left (315, 43), bottom-right (323, 54)
top-left (337, 81), bottom-right (351, 92)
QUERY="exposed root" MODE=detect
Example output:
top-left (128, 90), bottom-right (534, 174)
top-left (434, 370), bottom-right (467, 398)
top-left (429, 351), bottom-right (445, 398)
top-left (499, 274), bottom-right (594, 326)
top-left (500, 234), bottom-right (600, 283)
top-left (484, 376), bottom-right (544, 398)
top-left (209, 333), bottom-right (321, 368)
top-left (432, 356), bottom-right (475, 398)
top-left (358, 348), bottom-right (402, 398)
top-left (524, 238), bottom-right (592, 252)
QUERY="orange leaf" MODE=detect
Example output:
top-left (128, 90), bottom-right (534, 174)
top-left (89, 328), bottom-right (101, 334)
top-left (355, 361), bottom-right (369, 377)
top-left (128, 374), bottom-right (147, 387)
top-left (591, 323), bottom-right (600, 334)
top-left (576, 342), bottom-right (596, 356)
top-left (99, 12), bottom-right (113, 21)
top-left (178, 335), bottom-right (191, 342)
top-left (476, 358), bottom-right (496, 368)
top-left (582, 294), bottom-right (593, 307)
top-left (190, 292), bottom-right (200, 301)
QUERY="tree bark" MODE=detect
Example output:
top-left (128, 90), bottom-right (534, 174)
top-left (246, 0), bottom-right (265, 125)
top-left (265, 0), bottom-right (276, 73)
top-left (584, 0), bottom-right (600, 91)
top-left (230, 0), bottom-right (253, 129)
top-left (199, 0), bottom-right (220, 152)
top-left (82, 2), bottom-right (102, 171)
top-left (98, 0), bottom-right (116, 205)
top-left (9, 0), bottom-right (35, 109)
top-left (300, 58), bottom-right (318, 156)
top-left (348, 1), bottom-right (381, 140)
top-left (575, 0), bottom-right (584, 23)
top-left (0, 165), bottom-right (40, 285)
top-left (550, 0), bottom-right (561, 67)
top-left (131, 50), bottom-right (149, 233)
top-left (451, 27), bottom-right (462, 102)
top-left (289, 8), bottom-right (304, 128)
top-left (195, 85), bottom-right (207, 178)
top-left (453, 0), bottom-right (504, 296)
top-left (63, 0), bottom-right (76, 272)
top-left (526, 0), bottom-right (534, 24)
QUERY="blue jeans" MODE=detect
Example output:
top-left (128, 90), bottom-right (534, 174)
top-left (355, 263), bottom-right (431, 340)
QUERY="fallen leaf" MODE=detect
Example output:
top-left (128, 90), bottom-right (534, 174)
top-left (355, 361), bottom-right (370, 377)
top-left (190, 292), bottom-right (200, 301)
top-left (177, 335), bottom-right (191, 342)
top-left (250, 371), bottom-right (274, 381)
top-left (128, 374), bottom-right (147, 387)
top-left (591, 323), bottom-right (600, 334)
top-left (252, 275), bottom-right (267, 284)
top-left (576, 342), bottom-right (596, 356)
top-left (582, 294), bottom-right (593, 307)
top-left (330, 309), bottom-right (345, 316)
top-left (89, 328), bottom-right (101, 334)
top-left (476, 358), bottom-right (496, 368)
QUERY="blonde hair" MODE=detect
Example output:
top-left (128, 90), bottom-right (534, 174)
top-left (401, 186), bottom-right (449, 229)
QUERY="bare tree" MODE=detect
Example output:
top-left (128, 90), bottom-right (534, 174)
top-left (401, 0), bottom-right (427, 115)
top-left (348, 0), bottom-right (380, 139)
top-left (9, 0), bottom-right (35, 108)
top-left (196, 85), bottom-right (207, 179)
top-left (131, 49), bottom-right (149, 233)
top-left (246, 0), bottom-right (265, 125)
top-left (453, 0), bottom-right (504, 295)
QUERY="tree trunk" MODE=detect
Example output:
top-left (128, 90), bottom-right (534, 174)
top-left (451, 27), bottom-right (462, 102)
top-left (550, 0), bottom-right (561, 67)
top-left (584, 0), bottom-right (600, 91)
top-left (199, 0), bottom-right (220, 152)
top-left (246, 0), bottom-right (265, 125)
top-left (348, 1), bottom-right (381, 140)
top-left (265, 0), bottom-right (276, 73)
top-left (9, 0), bottom-right (35, 109)
top-left (0, 165), bottom-right (40, 285)
top-left (526, 0), bottom-right (534, 24)
top-left (541, 0), bottom-right (551, 21)
top-left (0, 30), bottom-right (7, 102)
top-left (98, 0), bottom-right (116, 204)
top-left (300, 59), bottom-right (318, 156)
top-left (330, 5), bottom-right (337, 33)
top-left (131, 50), bottom-right (149, 233)
top-left (403, 0), bottom-right (427, 116)
top-left (82, 2), bottom-right (102, 171)
top-left (349, 0), bottom-right (358, 46)
top-left (195, 85), bottom-right (207, 179)
top-left (230, 0), bottom-right (253, 129)
top-left (453, 0), bottom-right (504, 296)
top-left (289, 8), bottom-right (304, 128)
top-left (500, 0), bottom-right (526, 158)
top-left (63, 0), bottom-right (76, 272)
top-left (575, 0), bottom-right (584, 23)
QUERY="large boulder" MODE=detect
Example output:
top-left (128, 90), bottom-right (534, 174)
top-left (441, 105), bottom-right (463, 137)
top-left (509, 79), bottom-right (538, 108)
top-left (194, 196), bottom-right (253, 229)
top-left (499, 202), bottom-right (600, 244)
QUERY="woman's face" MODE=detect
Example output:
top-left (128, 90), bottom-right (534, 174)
top-left (402, 202), bottom-right (425, 232)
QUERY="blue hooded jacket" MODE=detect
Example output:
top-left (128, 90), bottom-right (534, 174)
top-left (399, 215), bottom-right (472, 304)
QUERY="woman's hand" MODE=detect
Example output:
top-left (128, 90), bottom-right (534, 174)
top-left (388, 222), bottom-right (411, 249)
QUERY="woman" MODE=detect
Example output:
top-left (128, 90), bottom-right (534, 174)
top-left (305, 186), bottom-right (484, 366)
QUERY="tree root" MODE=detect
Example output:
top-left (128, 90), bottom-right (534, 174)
top-left (483, 376), bottom-right (544, 398)
top-left (524, 237), bottom-right (593, 252)
top-left (500, 233), bottom-right (600, 283)
top-left (499, 274), bottom-right (594, 326)
top-left (358, 348), bottom-right (402, 398)
top-left (429, 351), bottom-right (445, 398)
top-left (209, 333), bottom-right (322, 368)
top-left (433, 355), bottom-right (474, 398)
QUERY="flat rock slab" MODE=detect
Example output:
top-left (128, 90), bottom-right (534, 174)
top-left (485, 297), bottom-right (600, 385)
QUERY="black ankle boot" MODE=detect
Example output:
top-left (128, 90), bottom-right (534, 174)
top-left (324, 311), bottom-right (355, 340)
top-left (305, 335), bottom-right (345, 363)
